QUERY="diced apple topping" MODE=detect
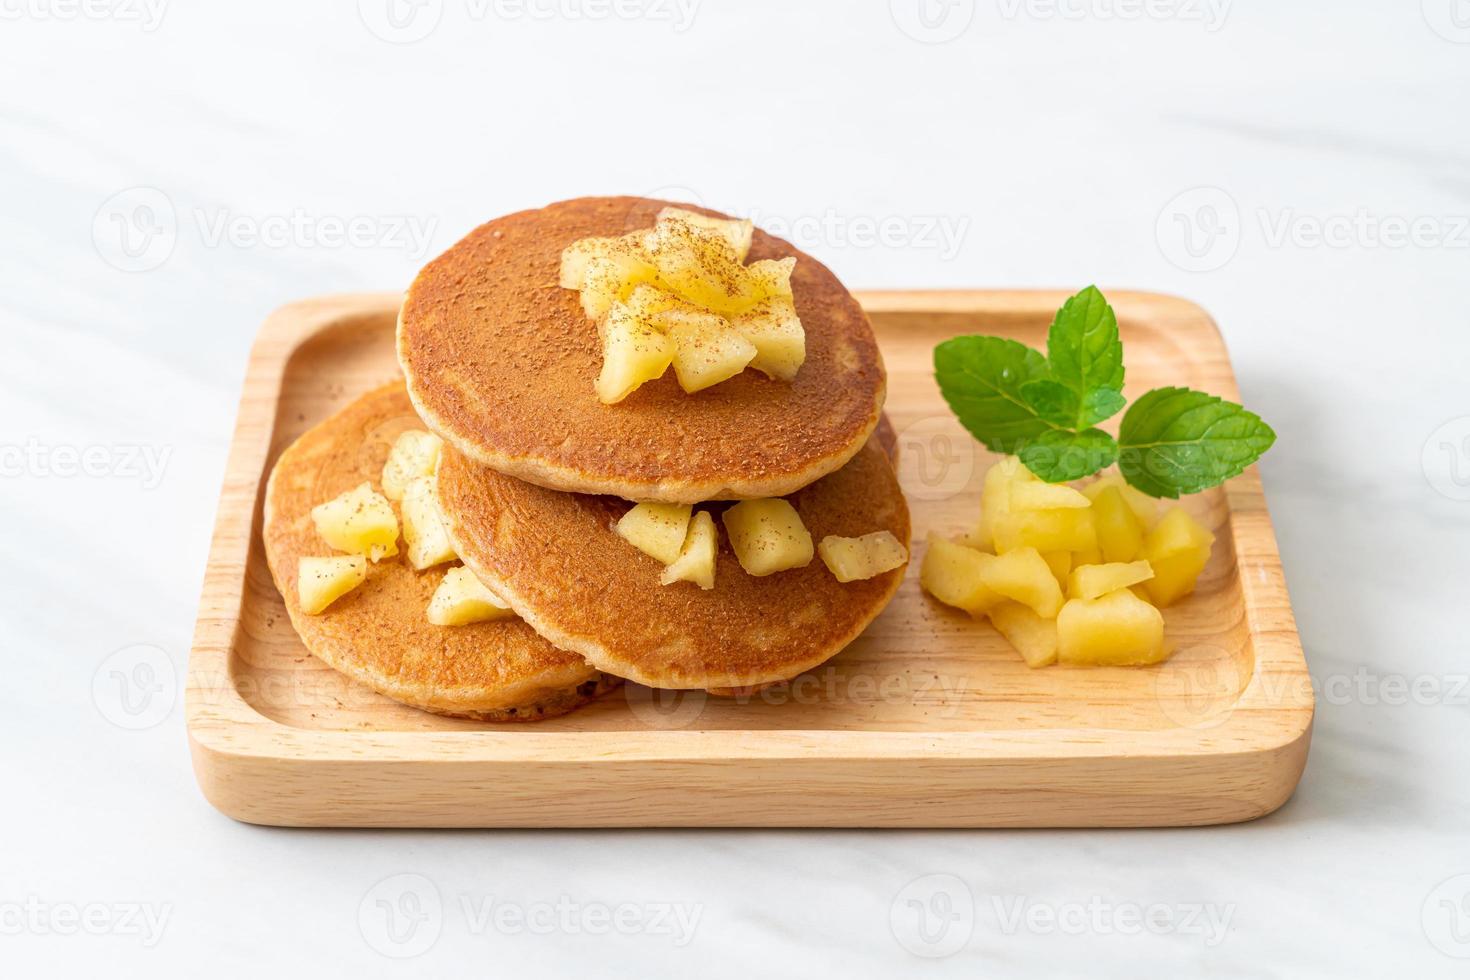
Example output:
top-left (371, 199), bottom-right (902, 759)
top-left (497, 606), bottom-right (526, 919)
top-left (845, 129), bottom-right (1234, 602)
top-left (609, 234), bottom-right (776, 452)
top-left (733, 298), bottom-right (806, 381)
top-left (596, 303), bottom-right (674, 404)
top-left (1057, 588), bottom-right (1167, 666)
top-left (1040, 549), bottom-right (1072, 584)
top-left (1067, 560), bottom-right (1154, 601)
top-left (561, 210), bottom-right (806, 401)
top-left (578, 247), bottom-right (662, 322)
top-left (311, 482), bottom-right (399, 562)
top-left (722, 498), bottom-right (813, 577)
top-left (1089, 484), bottom-right (1146, 563)
top-left (298, 555), bottom-right (367, 615)
top-left (426, 566), bottom-right (516, 626)
top-left (381, 429), bottom-right (443, 501)
top-left (744, 257), bottom-right (796, 300)
top-left (1009, 480), bottom-right (1090, 511)
top-left (401, 475), bottom-right (458, 570)
top-left (657, 207), bottom-right (754, 261)
top-left (660, 510), bottom-right (718, 589)
top-left (979, 546), bottom-right (1065, 619)
top-left (987, 602), bottom-right (1058, 668)
top-left (919, 534), bottom-right (1000, 615)
top-left (668, 314), bottom-right (758, 393)
top-left (950, 457), bottom-right (1217, 668)
top-left (1140, 507), bottom-right (1215, 607)
top-left (980, 457), bottom-right (1098, 554)
top-left (559, 235), bottom-right (621, 289)
top-left (616, 502), bottom-right (694, 565)
top-left (1083, 473), bottom-right (1159, 528)
top-left (818, 531), bottom-right (908, 583)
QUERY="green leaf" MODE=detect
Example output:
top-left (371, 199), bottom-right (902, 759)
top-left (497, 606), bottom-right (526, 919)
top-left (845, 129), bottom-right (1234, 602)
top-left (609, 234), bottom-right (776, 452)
top-left (1018, 379), bottom-right (1078, 427)
top-left (1045, 285), bottom-right (1126, 428)
top-left (934, 336), bottom-right (1056, 453)
top-left (1117, 387), bottom-right (1277, 498)
top-left (1082, 387), bottom-right (1127, 425)
top-left (1018, 428), bottom-right (1119, 483)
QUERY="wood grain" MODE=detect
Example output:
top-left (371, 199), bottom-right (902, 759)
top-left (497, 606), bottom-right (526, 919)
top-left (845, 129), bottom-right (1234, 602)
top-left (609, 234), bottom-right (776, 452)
top-left (186, 290), bottom-right (1313, 827)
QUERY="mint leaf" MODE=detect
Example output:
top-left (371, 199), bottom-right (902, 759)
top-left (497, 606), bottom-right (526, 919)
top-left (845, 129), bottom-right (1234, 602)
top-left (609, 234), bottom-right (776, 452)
top-left (1082, 387), bottom-right (1127, 424)
top-left (1044, 285), bottom-right (1125, 428)
top-left (1019, 428), bottom-right (1119, 483)
top-left (934, 336), bottom-right (1056, 453)
top-left (1018, 379), bottom-right (1078, 427)
top-left (1118, 387), bottom-right (1277, 498)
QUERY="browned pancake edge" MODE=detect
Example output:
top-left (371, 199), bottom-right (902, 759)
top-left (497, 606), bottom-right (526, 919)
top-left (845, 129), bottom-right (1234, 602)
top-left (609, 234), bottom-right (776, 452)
top-left (398, 195), bottom-right (886, 503)
top-left (436, 438), bottom-right (912, 691)
top-left (261, 383), bottom-right (616, 721)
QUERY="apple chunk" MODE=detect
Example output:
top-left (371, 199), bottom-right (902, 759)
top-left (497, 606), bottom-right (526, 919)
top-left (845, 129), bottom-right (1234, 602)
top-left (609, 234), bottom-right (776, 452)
top-left (579, 247), bottom-right (662, 321)
top-left (656, 207), bottom-right (754, 261)
top-left (722, 498), bottom-right (813, 576)
top-left (596, 304), bottom-right (674, 404)
top-left (426, 566), bottom-right (516, 626)
top-left (1057, 588), bottom-right (1167, 666)
top-left (660, 510), bottom-right (718, 589)
top-left (668, 313), bottom-right (757, 393)
top-left (297, 555), bottom-right (367, 615)
top-left (1141, 507), bottom-right (1215, 607)
top-left (401, 475), bottom-right (458, 570)
top-left (616, 502), bottom-right (693, 565)
top-left (732, 298), bottom-right (806, 381)
top-left (919, 534), bottom-right (1000, 615)
top-left (310, 482), bottom-right (399, 562)
top-left (380, 429), bottom-right (443, 501)
top-left (987, 601), bottom-right (1059, 668)
top-left (1067, 560), bottom-right (1154, 601)
top-left (818, 530), bottom-right (908, 583)
top-left (979, 546), bottom-right (1065, 619)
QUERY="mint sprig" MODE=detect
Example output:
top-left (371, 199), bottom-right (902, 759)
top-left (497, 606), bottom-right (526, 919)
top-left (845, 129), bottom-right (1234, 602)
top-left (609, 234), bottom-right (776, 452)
top-left (1035, 284), bottom-right (1125, 428)
top-left (1117, 387), bottom-right (1276, 498)
top-left (932, 335), bottom-right (1057, 453)
top-left (933, 286), bottom-right (1276, 498)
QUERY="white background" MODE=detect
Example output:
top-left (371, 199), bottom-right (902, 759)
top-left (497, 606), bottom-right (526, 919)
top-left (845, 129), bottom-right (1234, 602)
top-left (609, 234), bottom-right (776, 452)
top-left (3, 0), bottom-right (1469, 976)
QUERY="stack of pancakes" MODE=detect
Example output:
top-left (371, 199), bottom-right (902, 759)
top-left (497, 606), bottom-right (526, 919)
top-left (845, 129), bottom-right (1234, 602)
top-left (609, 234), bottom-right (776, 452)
top-left (263, 196), bottom-right (911, 721)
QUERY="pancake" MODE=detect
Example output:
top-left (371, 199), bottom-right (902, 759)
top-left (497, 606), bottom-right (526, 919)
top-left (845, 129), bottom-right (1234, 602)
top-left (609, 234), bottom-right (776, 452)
top-left (398, 196), bottom-right (887, 503)
top-left (435, 439), bottom-right (911, 691)
top-left (262, 383), bottom-right (617, 721)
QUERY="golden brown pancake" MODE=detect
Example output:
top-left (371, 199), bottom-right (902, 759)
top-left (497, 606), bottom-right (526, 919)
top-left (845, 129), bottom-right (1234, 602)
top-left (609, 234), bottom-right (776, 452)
top-left (398, 196), bottom-right (887, 503)
top-left (435, 439), bottom-right (911, 691)
top-left (262, 383), bottom-right (617, 721)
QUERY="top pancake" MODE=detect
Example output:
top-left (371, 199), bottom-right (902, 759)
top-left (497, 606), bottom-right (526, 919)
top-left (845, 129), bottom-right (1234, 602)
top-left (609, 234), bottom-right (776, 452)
top-left (398, 196), bottom-right (886, 503)
top-left (435, 438), bottom-right (911, 691)
top-left (261, 383), bottom-right (611, 721)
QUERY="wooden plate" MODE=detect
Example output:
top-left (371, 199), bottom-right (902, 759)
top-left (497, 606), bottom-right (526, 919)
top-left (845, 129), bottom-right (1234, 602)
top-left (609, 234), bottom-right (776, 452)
top-left (187, 290), bottom-right (1312, 827)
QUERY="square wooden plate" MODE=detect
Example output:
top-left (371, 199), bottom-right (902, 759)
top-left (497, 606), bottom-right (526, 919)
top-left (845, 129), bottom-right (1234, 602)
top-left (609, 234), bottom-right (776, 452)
top-left (187, 290), bottom-right (1312, 827)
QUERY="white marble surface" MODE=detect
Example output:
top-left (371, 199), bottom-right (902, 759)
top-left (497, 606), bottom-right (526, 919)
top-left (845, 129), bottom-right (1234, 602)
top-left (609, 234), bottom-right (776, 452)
top-left (3, 1), bottom-right (1469, 975)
